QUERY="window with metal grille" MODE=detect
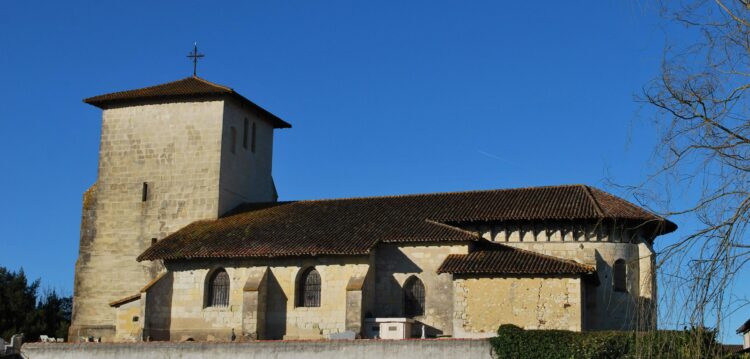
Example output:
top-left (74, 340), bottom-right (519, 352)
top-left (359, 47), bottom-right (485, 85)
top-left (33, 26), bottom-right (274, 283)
top-left (208, 269), bottom-right (230, 307)
top-left (613, 259), bottom-right (627, 292)
top-left (297, 267), bottom-right (321, 307)
top-left (404, 276), bottom-right (425, 317)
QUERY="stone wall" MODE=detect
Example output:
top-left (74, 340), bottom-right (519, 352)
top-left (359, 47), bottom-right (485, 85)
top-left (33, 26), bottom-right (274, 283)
top-left (21, 340), bottom-right (494, 359)
top-left (452, 275), bottom-right (582, 338)
top-left (70, 98), bottom-right (281, 341)
top-left (164, 256), bottom-right (370, 341)
top-left (218, 98), bottom-right (278, 215)
top-left (372, 243), bottom-right (469, 337)
top-left (143, 272), bottom-right (174, 341)
top-left (71, 100), bottom-right (227, 341)
top-left (462, 221), bottom-right (656, 331)
top-left (114, 298), bottom-right (143, 342)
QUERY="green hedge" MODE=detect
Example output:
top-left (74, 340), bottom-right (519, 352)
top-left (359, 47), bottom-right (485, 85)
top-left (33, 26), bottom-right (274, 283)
top-left (490, 325), bottom-right (724, 359)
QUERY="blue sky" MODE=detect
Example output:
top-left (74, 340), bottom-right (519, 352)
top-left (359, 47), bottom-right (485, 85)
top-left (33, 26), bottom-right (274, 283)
top-left (0, 1), bottom-right (746, 343)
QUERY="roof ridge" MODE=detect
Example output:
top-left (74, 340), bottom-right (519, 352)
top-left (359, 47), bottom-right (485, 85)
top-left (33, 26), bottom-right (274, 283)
top-left (582, 185), bottom-right (605, 217)
top-left (423, 219), bottom-right (484, 239)
top-left (286, 184), bottom-right (591, 204)
top-left (586, 186), bottom-right (663, 217)
top-left (191, 76), bottom-right (234, 92)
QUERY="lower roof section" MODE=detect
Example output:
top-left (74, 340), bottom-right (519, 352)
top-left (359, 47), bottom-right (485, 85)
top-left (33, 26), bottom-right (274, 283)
top-left (437, 241), bottom-right (595, 275)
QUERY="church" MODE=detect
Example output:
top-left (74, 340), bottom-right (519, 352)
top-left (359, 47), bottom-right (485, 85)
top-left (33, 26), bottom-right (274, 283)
top-left (68, 75), bottom-right (676, 342)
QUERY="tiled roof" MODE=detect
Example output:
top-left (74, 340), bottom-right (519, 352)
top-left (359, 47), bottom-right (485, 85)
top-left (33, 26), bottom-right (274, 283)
top-left (737, 318), bottom-right (750, 334)
top-left (437, 242), bottom-right (595, 275)
top-left (138, 185), bottom-right (676, 261)
top-left (84, 76), bottom-right (292, 128)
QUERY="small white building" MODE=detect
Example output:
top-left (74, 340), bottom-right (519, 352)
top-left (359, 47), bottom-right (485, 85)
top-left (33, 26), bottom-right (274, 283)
top-left (738, 319), bottom-right (750, 351)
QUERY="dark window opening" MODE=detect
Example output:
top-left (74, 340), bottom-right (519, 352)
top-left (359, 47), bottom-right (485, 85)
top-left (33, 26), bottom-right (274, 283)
top-left (207, 269), bottom-right (230, 307)
top-left (404, 276), bottom-right (425, 317)
top-left (251, 122), bottom-right (257, 153)
top-left (242, 118), bottom-right (248, 149)
top-left (613, 259), bottom-right (627, 292)
top-left (142, 182), bottom-right (148, 202)
top-left (151, 238), bottom-right (157, 246)
top-left (297, 267), bottom-right (321, 307)
top-left (230, 127), bottom-right (237, 154)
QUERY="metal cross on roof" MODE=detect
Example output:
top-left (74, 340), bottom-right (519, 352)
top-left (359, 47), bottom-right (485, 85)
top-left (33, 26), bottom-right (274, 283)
top-left (187, 42), bottom-right (205, 77)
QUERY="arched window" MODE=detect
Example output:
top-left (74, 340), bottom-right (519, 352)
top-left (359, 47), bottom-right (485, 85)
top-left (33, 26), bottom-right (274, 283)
top-left (404, 276), bottom-right (425, 317)
top-left (242, 118), bottom-right (249, 149)
top-left (297, 267), bottom-right (321, 307)
top-left (613, 259), bottom-right (627, 292)
top-left (230, 127), bottom-right (237, 154)
top-left (207, 269), bottom-right (230, 307)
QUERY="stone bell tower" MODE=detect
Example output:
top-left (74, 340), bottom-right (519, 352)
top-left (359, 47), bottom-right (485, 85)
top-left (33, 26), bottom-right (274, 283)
top-left (69, 76), bottom-right (291, 340)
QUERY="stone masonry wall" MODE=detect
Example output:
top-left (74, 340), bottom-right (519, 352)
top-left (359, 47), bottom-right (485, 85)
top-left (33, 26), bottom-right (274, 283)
top-left (165, 256), bottom-right (370, 341)
top-left (462, 222), bottom-right (656, 330)
top-left (218, 98), bottom-right (277, 215)
top-left (114, 299), bottom-right (143, 342)
top-left (71, 100), bottom-right (227, 341)
top-left (452, 276), bottom-right (582, 338)
top-left (372, 243), bottom-right (469, 337)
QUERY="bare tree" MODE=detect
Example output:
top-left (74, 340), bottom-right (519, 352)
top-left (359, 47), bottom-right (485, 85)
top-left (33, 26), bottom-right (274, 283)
top-left (634, 0), bottom-right (750, 340)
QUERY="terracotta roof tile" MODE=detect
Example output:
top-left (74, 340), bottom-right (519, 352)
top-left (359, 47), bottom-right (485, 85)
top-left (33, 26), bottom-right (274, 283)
top-left (137, 184), bottom-right (676, 261)
top-left (437, 241), bottom-right (595, 275)
top-left (84, 76), bottom-right (291, 128)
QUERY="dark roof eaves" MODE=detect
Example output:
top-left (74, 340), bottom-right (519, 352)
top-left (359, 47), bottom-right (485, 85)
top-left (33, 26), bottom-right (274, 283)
top-left (83, 76), bottom-right (292, 129)
top-left (85, 92), bottom-right (292, 129)
top-left (153, 250), bottom-right (372, 262)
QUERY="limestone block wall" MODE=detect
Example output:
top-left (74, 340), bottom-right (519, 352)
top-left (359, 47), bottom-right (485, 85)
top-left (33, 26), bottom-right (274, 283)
top-left (462, 221), bottom-right (656, 330)
top-left (71, 100), bottom-right (228, 340)
top-left (241, 269), bottom-right (268, 340)
top-left (164, 256), bottom-right (370, 341)
top-left (218, 99), bottom-right (278, 215)
top-left (452, 276), bottom-right (582, 338)
top-left (114, 299), bottom-right (144, 342)
top-left (372, 243), bottom-right (469, 337)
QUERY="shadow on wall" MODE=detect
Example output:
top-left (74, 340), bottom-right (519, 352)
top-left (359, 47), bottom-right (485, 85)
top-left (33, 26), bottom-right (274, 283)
top-left (371, 245), bottom-right (422, 317)
top-left (374, 246), bottom-right (422, 318)
top-left (384, 247), bottom-right (422, 274)
top-left (594, 250), bottom-right (638, 331)
top-left (145, 272), bottom-right (173, 341)
top-left (264, 271), bottom-right (287, 340)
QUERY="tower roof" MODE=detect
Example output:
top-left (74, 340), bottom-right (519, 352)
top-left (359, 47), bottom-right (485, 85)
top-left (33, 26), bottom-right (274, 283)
top-left (84, 76), bottom-right (291, 128)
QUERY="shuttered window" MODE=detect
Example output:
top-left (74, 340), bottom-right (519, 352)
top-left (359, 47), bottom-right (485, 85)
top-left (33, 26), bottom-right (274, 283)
top-left (404, 276), bottom-right (425, 317)
top-left (297, 267), bottom-right (321, 307)
top-left (208, 269), bottom-right (230, 307)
